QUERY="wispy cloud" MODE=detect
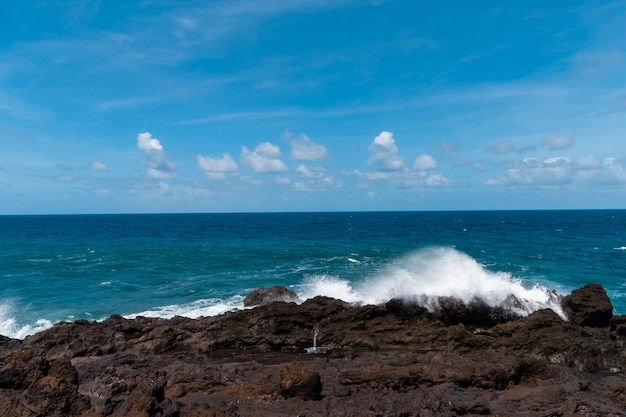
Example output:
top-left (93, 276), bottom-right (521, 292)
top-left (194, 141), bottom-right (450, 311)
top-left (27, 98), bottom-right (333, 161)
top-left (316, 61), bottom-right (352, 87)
top-left (294, 164), bottom-right (336, 191)
top-left (484, 155), bottom-right (626, 188)
top-left (197, 154), bottom-right (239, 179)
top-left (177, 109), bottom-right (305, 125)
top-left (98, 96), bottom-right (165, 111)
top-left (542, 133), bottom-right (574, 150)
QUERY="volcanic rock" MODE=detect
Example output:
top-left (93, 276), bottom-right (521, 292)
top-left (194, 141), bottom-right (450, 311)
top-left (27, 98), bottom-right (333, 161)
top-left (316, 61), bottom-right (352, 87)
top-left (280, 368), bottom-right (322, 400)
top-left (243, 285), bottom-right (301, 307)
top-left (0, 284), bottom-right (624, 416)
top-left (561, 282), bottom-right (613, 327)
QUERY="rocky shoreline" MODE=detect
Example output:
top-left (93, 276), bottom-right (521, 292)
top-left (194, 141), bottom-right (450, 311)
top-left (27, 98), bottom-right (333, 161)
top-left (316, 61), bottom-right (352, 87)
top-left (1, 283), bottom-right (625, 416)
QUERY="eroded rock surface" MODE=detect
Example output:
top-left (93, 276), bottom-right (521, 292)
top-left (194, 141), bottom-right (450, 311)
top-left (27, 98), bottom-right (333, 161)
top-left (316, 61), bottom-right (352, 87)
top-left (1, 284), bottom-right (625, 416)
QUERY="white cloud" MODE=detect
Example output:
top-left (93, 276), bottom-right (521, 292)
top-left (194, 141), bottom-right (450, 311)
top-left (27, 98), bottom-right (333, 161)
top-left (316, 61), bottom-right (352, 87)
top-left (91, 161), bottom-right (108, 171)
top-left (484, 154), bottom-right (626, 188)
top-left (136, 132), bottom-right (176, 179)
top-left (543, 133), bottom-right (574, 150)
top-left (603, 157), bottom-right (617, 166)
top-left (425, 173), bottom-right (450, 186)
top-left (294, 181), bottom-right (313, 192)
top-left (507, 158), bottom-right (571, 186)
top-left (368, 131), bottom-right (405, 171)
top-left (356, 133), bottom-right (451, 187)
top-left (575, 156), bottom-right (601, 170)
top-left (287, 133), bottom-right (329, 161)
top-left (353, 170), bottom-right (390, 181)
top-left (543, 156), bottom-right (571, 166)
top-left (354, 168), bottom-right (451, 188)
top-left (413, 154), bottom-right (437, 171)
top-left (240, 142), bottom-right (288, 173)
top-left (137, 132), bottom-right (164, 152)
top-left (519, 157), bottom-right (542, 168)
top-left (370, 131), bottom-right (397, 152)
top-left (295, 164), bottom-right (324, 179)
top-left (197, 153), bottom-right (238, 179)
top-left (294, 164), bottom-right (336, 190)
top-left (146, 166), bottom-right (175, 179)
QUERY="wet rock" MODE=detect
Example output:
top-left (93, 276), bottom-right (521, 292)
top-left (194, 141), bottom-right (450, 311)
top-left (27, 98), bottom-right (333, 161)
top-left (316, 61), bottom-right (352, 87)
top-left (382, 298), bottom-right (428, 319)
top-left (243, 286), bottom-right (301, 307)
top-left (562, 283), bottom-right (613, 327)
top-left (434, 296), bottom-right (522, 327)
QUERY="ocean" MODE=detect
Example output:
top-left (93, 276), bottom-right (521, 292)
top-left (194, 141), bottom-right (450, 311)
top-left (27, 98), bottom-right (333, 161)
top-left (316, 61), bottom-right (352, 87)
top-left (1, 210), bottom-right (625, 339)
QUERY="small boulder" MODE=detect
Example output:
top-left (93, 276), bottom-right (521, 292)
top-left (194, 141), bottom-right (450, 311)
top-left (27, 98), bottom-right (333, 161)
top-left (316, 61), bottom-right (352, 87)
top-left (280, 369), bottom-right (322, 400)
top-left (243, 286), bottom-right (301, 307)
top-left (561, 283), bottom-right (613, 327)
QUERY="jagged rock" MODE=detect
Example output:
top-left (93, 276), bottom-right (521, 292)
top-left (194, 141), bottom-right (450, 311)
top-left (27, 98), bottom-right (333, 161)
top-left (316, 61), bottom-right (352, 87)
top-left (0, 284), bottom-right (624, 416)
top-left (561, 283), bottom-right (613, 327)
top-left (243, 286), bottom-right (301, 307)
top-left (382, 298), bottom-right (428, 319)
top-left (433, 296), bottom-right (522, 327)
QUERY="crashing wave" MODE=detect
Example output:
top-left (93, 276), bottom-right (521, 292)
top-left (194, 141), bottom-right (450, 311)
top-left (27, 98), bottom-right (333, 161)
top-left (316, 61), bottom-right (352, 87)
top-left (297, 246), bottom-right (566, 319)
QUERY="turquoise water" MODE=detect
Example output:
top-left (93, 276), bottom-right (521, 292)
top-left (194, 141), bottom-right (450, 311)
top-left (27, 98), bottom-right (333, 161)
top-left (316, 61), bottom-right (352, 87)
top-left (1, 210), bottom-right (625, 339)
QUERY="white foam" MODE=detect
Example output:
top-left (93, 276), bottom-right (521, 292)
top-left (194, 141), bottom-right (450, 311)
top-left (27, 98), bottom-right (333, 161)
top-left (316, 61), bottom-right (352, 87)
top-left (614, 246), bottom-right (626, 251)
top-left (0, 300), bottom-right (53, 340)
top-left (297, 247), bottom-right (565, 318)
top-left (298, 274), bottom-right (362, 303)
top-left (123, 295), bottom-right (244, 320)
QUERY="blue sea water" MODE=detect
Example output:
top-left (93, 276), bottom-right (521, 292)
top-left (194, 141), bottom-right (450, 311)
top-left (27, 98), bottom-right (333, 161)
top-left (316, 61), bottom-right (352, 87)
top-left (1, 210), bottom-right (625, 339)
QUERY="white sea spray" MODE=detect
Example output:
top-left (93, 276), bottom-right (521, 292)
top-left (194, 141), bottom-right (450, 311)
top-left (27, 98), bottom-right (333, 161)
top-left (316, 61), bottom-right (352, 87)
top-left (0, 300), bottom-right (53, 339)
top-left (298, 247), bottom-right (566, 318)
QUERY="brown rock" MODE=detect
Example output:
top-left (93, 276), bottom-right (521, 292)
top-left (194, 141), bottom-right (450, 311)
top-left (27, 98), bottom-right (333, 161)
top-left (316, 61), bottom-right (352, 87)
top-left (243, 285), bottom-right (301, 307)
top-left (0, 284), bottom-right (624, 416)
top-left (280, 368), bottom-right (322, 400)
top-left (562, 283), bottom-right (613, 327)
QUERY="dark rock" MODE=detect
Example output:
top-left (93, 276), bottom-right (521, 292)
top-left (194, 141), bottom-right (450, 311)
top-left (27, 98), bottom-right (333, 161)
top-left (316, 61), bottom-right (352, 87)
top-left (562, 283), bottom-right (613, 327)
top-left (0, 284), bottom-right (624, 416)
top-left (434, 296), bottom-right (522, 327)
top-left (0, 364), bottom-right (27, 390)
top-left (383, 298), bottom-right (428, 319)
top-left (611, 315), bottom-right (626, 337)
top-left (243, 286), bottom-right (301, 307)
top-left (280, 369), bottom-right (322, 400)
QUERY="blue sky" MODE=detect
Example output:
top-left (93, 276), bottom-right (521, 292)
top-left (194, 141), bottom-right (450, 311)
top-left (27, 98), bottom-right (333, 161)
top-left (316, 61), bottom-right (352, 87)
top-left (1, 0), bottom-right (625, 214)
